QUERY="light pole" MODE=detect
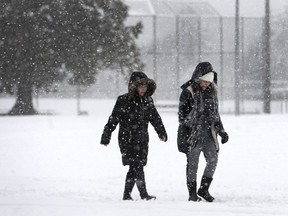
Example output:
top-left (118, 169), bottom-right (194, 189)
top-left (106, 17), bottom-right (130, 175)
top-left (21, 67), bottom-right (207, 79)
top-left (263, 0), bottom-right (271, 113)
top-left (235, 0), bottom-right (241, 115)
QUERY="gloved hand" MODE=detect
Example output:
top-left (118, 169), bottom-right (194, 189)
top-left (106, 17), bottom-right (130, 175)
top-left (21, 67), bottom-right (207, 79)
top-left (160, 134), bottom-right (168, 142)
top-left (100, 134), bottom-right (110, 146)
top-left (100, 141), bottom-right (109, 146)
top-left (219, 131), bottom-right (229, 144)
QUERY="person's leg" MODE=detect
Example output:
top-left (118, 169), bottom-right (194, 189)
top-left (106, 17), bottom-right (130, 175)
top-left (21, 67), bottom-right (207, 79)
top-left (135, 163), bottom-right (156, 200)
top-left (123, 165), bottom-right (136, 200)
top-left (202, 142), bottom-right (218, 179)
top-left (198, 142), bottom-right (218, 202)
top-left (186, 146), bottom-right (202, 201)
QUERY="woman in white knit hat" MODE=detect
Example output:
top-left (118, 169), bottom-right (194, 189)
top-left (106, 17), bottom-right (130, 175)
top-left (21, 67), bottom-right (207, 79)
top-left (177, 62), bottom-right (229, 202)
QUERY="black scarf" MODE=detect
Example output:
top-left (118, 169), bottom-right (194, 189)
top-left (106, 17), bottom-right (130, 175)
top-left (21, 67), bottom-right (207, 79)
top-left (184, 87), bottom-right (219, 148)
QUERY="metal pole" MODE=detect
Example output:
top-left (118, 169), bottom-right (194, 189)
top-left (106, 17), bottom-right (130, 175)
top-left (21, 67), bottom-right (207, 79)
top-left (152, 15), bottom-right (159, 102)
top-left (263, 0), bottom-right (271, 113)
top-left (197, 17), bottom-right (202, 62)
top-left (77, 84), bottom-right (80, 115)
top-left (152, 15), bottom-right (158, 84)
top-left (241, 17), bottom-right (245, 112)
top-left (35, 87), bottom-right (39, 110)
top-left (235, 0), bottom-right (241, 115)
top-left (219, 16), bottom-right (224, 106)
top-left (176, 15), bottom-right (180, 99)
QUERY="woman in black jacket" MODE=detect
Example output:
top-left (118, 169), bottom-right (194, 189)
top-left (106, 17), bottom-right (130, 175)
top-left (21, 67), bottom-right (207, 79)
top-left (101, 71), bottom-right (167, 200)
top-left (177, 62), bottom-right (229, 202)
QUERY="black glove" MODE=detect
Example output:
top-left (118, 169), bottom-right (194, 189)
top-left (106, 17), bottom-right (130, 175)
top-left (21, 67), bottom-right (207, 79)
top-left (219, 131), bottom-right (229, 144)
top-left (100, 134), bottom-right (110, 146)
top-left (100, 140), bottom-right (109, 146)
top-left (159, 133), bottom-right (168, 142)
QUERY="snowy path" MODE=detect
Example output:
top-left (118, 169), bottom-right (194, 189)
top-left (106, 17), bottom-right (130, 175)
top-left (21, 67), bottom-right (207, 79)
top-left (0, 99), bottom-right (288, 215)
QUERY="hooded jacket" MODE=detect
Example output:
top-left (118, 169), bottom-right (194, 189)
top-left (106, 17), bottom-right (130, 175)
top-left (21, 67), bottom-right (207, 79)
top-left (177, 62), bottom-right (225, 154)
top-left (101, 71), bottom-right (167, 166)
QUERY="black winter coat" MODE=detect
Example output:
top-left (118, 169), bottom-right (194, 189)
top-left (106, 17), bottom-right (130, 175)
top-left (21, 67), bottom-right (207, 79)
top-left (177, 62), bottom-right (225, 154)
top-left (101, 72), bottom-right (167, 166)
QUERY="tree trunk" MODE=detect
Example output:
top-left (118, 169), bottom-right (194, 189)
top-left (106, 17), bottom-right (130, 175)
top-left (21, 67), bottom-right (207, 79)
top-left (8, 81), bottom-right (37, 115)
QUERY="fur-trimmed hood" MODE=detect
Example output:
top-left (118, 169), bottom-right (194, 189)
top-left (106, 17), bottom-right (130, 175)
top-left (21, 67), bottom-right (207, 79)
top-left (128, 71), bottom-right (156, 97)
top-left (181, 62), bottom-right (218, 90)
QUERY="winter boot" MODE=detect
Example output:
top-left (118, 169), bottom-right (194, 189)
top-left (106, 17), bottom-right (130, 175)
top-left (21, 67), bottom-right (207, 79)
top-left (197, 176), bottom-right (214, 202)
top-left (136, 180), bottom-right (156, 200)
top-left (123, 175), bottom-right (135, 200)
top-left (187, 181), bottom-right (201, 201)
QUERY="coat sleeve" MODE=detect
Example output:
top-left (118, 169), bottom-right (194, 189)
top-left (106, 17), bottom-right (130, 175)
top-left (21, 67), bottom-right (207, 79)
top-left (214, 116), bottom-right (226, 134)
top-left (212, 97), bottom-right (226, 134)
top-left (100, 96), bottom-right (123, 145)
top-left (149, 98), bottom-right (167, 140)
top-left (178, 89), bottom-right (193, 124)
top-left (177, 89), bottom-right (194, 154)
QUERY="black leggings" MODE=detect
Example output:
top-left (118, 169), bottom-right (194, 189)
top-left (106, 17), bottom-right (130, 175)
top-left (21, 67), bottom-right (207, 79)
top-left (124, 162), bottom-right (148, 197)
top-left (126, 162), bottom-right (145, 181)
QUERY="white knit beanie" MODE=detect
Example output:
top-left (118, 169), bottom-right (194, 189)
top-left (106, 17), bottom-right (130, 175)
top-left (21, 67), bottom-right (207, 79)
top-left (199, 72), bottom-right (214, 83)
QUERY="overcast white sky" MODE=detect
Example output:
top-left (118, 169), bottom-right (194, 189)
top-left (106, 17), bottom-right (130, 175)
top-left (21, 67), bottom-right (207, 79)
top-left (197, 0), bottom-right (288, 17)
top-left (127, 0), bottom-right (288, 17)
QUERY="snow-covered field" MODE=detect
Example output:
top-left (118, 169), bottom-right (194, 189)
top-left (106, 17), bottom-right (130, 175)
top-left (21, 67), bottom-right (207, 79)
top-left (0, 98), bottom-right (287, 216)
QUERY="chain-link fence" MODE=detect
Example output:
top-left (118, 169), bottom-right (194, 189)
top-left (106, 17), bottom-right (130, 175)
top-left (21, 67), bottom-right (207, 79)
top-left (90, 14), bottom-right (288, 114)
top-left (90, 15), bottom-right (256, 112)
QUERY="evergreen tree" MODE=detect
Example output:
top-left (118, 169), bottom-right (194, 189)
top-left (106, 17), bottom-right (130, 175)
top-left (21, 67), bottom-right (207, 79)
top-left (0, 0), bottom-right (143, 115)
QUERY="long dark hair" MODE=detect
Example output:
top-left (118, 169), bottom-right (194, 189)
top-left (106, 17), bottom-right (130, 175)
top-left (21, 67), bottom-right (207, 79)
top-left (192, 80), bottom-right (218, 96)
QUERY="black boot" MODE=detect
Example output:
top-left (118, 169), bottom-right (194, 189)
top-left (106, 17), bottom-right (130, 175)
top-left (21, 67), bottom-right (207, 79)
top-left (187, 181), bottom-right (201, 201)
top-left (197, 176), bottom-right (214, 202)
top-left (123, 175), bottom-right (135, 200)
top-left (136, 180), bottom-right (156, 200)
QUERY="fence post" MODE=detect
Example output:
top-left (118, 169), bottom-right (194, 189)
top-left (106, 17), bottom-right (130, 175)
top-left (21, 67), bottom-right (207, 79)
top-left (197, 17), bottom-right (202, 63)
top-left (176, 15), bottom-right (180, 99)
top-left (263, 0), bottom-right (271, 113)
top-left (76, 84), bottom-right (81, 115)
top-left (219, 16), bottom-right (224, 107)
top-left (241, 16), bottom-right (245, 112)
top-left (153, 15), bottom-right (158, 84)
top-left (235, 0), bottom-right (241, 115)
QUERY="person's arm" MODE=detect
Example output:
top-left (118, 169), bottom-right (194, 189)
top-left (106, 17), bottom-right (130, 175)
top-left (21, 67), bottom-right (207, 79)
top-left (213, 97), bottom-right (229, 144)
top-left (100, 96), bottom-right (123, 145)
top-left (177, 89), bottom-right (194, 153)
top-left (149, 98), bottom-right (167, 142)
top-left (178, 89), bottom-right (193, 124)
top-left (214, 117), bottom-right (229, 144)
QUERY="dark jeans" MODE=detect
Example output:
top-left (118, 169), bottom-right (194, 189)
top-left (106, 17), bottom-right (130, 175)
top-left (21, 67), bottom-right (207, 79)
top-left (186, 136), bottom-right (218, 183)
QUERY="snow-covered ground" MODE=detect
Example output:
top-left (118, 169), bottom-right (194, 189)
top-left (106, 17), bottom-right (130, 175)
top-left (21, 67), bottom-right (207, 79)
top-left (0, 98), bottom-right (287, 216)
